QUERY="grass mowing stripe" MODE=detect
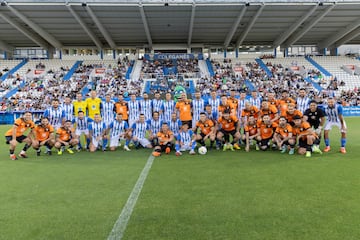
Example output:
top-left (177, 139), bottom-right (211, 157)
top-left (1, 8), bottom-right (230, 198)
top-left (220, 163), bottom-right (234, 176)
top-left (107, 154), bottom-right (155, 240)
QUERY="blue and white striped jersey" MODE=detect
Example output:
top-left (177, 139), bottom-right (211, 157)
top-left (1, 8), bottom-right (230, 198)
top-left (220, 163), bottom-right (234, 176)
top-left (296, 96), bottom-right (311, 114)
top-left (208, 98), bottom-right (220, 115)
top-left (128, 100), bottom-right (140, 120)
top-left (43, 107), bottom-right (65, 127)
top-left (109, 120), bottom-right (129, 138)
top-left (152, 99), bottom-right (164, 113)
top-left (237, 99), bottom-right (247, 119)
top-left (177, 129), bottom-right (194, 144)
top-left (72, 116), bottom-right (93, 131)
top-left (192, 98), bottom-right (205, 121)
top-left (61, 103), bottom-right (74, 121)
top-left (169, 119), bottom-right (182, 136)
top-left (88, 121), bottom-right (107, 137)
top-left (131, 121), bottom-right (149, 139)
top-left (147, 118), bottom-right (162, 136)
top-left (139, 99), bottom-right (153, 120)
top-left (324, 104), bottom-right (343, 123)
top-left (101, 100), bottom-right (115, 123)
top-left (163, 100), bottom-right (175, 123)
top-left (250, 96), bottom-right (262, 109)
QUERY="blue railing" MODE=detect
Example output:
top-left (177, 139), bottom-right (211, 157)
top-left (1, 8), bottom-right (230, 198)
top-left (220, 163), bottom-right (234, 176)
top-left (304, 77), bottom-right (323, 92)
top-left (125, 60), bottom-right (135, 80)
top-left (63, 60), bottom-right (83, 80)
top-left (0, 59), bottom-right (28, 82)
top-left (205, 59), bottom-right (215, 77)
top-left (305, 56), bottom-right (332, 77)
top-left (255, 58), bottom-right (273, 78)
top-left (245, 79), bottom-right (256, 91)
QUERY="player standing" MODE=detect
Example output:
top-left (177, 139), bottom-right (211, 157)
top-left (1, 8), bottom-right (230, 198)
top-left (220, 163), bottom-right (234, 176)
top-left (323, 97), bottom-right (347, 154)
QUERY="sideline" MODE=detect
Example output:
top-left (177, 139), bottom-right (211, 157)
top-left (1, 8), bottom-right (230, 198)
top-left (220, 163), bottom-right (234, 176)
top-left (107, 154), bottom-right (155, 240)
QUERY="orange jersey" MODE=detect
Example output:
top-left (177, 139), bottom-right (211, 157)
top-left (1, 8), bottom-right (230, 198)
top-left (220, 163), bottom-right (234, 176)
top-left (281, 110), bottom-right (303, 123)
top-left (218, 102), bottom-right (235, 114)
top-left (268, 98), bottom-right (278, 108)
top-left (5, 118), bottom-right (35, 137)
top-left (56, 127), bottom-right (73, 141)
top-left (157, 130), bottom-right (174, 145)
top-left (34, 124), bottom-right (54, 141)
top-left (241, 106), bottom-right (260, 119)
top-left (257, 120), bottom-right (277, 139)
top-left (114, 101), bottom-right (128, 120)
top-left (228, 97), bottom-right (238, 109)
top-left (277, 98), bottom-right (296, 112)
top-left (275, 123), bottom-right (293, 138)
top-left (218, 115), bottom-right (238, 131)
top-left (244, 122), bottom-right (258, 136)
top-left (260, 105), bottom-right (278, 119)
top-left (292, 121), bottom-right (313, 137)
top-left (196, 119), bottom-right (214, 135)
top-left (175, 100), bottom-right (192, 121)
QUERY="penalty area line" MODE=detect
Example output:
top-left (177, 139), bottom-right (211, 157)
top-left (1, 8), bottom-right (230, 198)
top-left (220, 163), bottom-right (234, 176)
top-left (107, 154), bottom-right (155, 240)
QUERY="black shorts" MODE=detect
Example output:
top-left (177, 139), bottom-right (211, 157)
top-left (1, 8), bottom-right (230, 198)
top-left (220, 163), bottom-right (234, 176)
top-left (260, 138), bottom-right (271, 147)
top-left (298, 138), bottom-right (308, 148)
top-left (220, 129), bottom-right (236, 137)
top-left (5, 135), bottom-right (27, 144)
top-left (157, 143), bottom-right (173, 152)
top-left (59, 139), bottom-right (71, 147)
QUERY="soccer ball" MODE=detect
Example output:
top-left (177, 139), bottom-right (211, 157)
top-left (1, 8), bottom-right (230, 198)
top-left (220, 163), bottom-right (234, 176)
top-left (198, 146), bottom-right (207, 155)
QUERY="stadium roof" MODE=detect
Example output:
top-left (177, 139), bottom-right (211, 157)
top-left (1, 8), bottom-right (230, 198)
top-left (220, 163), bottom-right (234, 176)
top-left (1, 0), bottom-right (360, 52)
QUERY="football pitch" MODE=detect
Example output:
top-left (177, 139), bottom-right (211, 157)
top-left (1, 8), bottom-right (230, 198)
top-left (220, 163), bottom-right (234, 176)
top-left (0, 118), bottom-right (360, 240)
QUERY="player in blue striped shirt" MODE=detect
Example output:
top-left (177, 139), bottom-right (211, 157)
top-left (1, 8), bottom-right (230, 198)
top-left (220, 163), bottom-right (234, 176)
top-left (109, 113), bottom-right (131, 151)
top-left (192, 91), bottom-right (205, 128)
top-left (128, 93), bottom-right (141, 129)
top-left (152, 92), bottom-right (164, 120)
top-left (163, 92), bottom-right (175, 123)
top-left (101, 94), bottom-right (115, 128)
top-left (130, 114), bottom-right (152, 149)
top-left (62, 96), bottom-right (74, 121)
top-left (147, 111), bottom-right (162, 146)
top-left (88, 114), bottom-right (108, 152)
top-left (323, 98), bottom-right (347, 154)
top-left (139, 93), bottom-right (153, 121)
top-left (72, 111), bottom-right (93, 151)
top-left (43, 99), bottom-right (65, 130)
top-left (175, 123), bottom-right (197, 156)
top-left (168, 112), bottom-right (182, 140)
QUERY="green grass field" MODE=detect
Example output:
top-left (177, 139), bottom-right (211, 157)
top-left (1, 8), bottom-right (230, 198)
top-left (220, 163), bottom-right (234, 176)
top-left (0, 118), bottom-right (360, 240)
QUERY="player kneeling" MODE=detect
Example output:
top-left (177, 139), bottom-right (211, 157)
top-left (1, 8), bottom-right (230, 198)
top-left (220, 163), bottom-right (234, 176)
top-left (175, 123), bottom-right (197, 156)
top-left (54, 120), bottom-right (79, 155)
top-left (273, 116), bottom-right (295, 154)
top-left (152, 123), bottom-right (174, 157)
top-left (88, 114), bottom-right (108, 152)
top-left (291, 115), bottom-right (317, 157)
top-left (32, 117), bottom-right (55, 156)
top-left (256, 114), bottom-right (277, 151)
top-left (194, 112), bottom-right (216, 149)
top-left (217, 110), bottom-right (241, 151)
top-left (109, 113), bottom-right (132, 151)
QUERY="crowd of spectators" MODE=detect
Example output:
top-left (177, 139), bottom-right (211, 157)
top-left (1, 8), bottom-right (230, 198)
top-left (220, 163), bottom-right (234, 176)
top-left (1, 56), bottom-right (360, 111)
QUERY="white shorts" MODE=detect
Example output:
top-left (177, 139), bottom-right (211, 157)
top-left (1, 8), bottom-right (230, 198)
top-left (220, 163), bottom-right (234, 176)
top-left (138, 137), bottom-right (151, 147)
top-left (180, 142), bottom-right (192, 151)
top-left (75, 129), bottom-right (89, 136)
top-left (91, 137), bottom-right (102, 148)
top-left (110, 136), bottom-right (125, 147)
top-left (324, 121), bottom-right (347, 133)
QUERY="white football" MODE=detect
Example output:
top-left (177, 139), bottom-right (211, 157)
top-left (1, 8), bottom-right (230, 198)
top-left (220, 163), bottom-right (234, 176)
top-left (198, 146), bottom-right (207, 155)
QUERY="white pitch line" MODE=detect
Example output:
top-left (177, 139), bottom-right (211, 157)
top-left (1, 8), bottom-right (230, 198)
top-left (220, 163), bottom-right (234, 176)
top-left (107, 154), bottom-right (155, 240)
